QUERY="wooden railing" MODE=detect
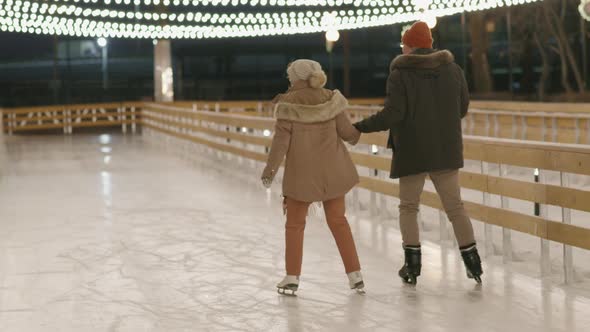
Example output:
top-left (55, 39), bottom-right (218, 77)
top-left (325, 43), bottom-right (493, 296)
top-left (0, 102), bottom-right (141, 134)
top-left (346, 99), bottom-right (590, 145)
top-left (164, 101), bottom-right (590, 145)
top-left (349, 98), bottom-right (590, 114)
top-left (161, 99), bottom-right (590, 145)
top-left (167, 101), bottom-right (266, 114)
top-left (4, 99), bottom-right (590, 145)
top-left (140, 103), bottom-right (590, 284)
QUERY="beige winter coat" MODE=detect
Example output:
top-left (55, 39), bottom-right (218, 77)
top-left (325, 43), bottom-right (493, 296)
top-left (262, 82), bottom-right (360, 203)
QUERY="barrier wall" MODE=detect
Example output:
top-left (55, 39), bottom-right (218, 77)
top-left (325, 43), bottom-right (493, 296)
top-left (3, 100), bottom-right (590, 145)
top-left (0, 103), bottom-right (140, 135)
top-left (346, 100), bottom-right (590, 145)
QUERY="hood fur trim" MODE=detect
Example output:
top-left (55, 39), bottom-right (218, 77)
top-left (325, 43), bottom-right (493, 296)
top-left (390, 50), bottom-right (454, 71)
top-left (274, 90), bottom-right (348, 123)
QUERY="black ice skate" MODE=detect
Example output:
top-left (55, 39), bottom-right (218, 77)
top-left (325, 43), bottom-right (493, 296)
top-left (460, 244), bottom-right (483, 284)
top-left (398, 245), bottom-right (422, 285)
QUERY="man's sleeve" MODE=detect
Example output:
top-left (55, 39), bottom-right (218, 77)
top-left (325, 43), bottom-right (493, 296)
top-left (354, 69), bottom-right (407, 136)
top-left (459, 66), bottom-right (470, 118)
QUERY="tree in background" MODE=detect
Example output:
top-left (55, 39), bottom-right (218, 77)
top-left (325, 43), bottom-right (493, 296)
top-left (509, 3), bottom-right (554, 100)
top-left (468, 11), bottom-right (494, 93)
top-left (469, 0), bottom-right (588, 100)
top-left (534, 0), bottom-right (586, 97)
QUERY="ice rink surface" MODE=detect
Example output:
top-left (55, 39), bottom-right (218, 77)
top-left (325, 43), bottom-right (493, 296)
top-left (0, 134), bottom-right (589, 332)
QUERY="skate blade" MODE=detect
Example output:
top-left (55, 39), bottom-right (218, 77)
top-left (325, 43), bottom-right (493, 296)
top-left (277, 286), bottom-right (298, 297)
top-left (351, 281), bottom-right (366, 294)
top-left (400, 276), bottom-right (417, 285)
top-left (350, 281), bottom-right (365, 290)
top-left (467, 272), bottom-right (483, 284)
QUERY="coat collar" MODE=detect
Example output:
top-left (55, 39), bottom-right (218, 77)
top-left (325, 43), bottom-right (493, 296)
top-left (290, 80), bottom-right (310, 91)
top-left (274, 90), bottom-right (348, 123)
top-left (390, 49), bottom-right (455, 71)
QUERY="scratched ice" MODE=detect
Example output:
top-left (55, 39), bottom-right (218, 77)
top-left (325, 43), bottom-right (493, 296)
top-left (0, 134), bottom-right (588, 332)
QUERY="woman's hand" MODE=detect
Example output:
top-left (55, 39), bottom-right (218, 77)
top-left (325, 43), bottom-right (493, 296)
top-left (261, 169), bottom-right (275, 188)
top-left (261, 176), bottom-right (273, 188)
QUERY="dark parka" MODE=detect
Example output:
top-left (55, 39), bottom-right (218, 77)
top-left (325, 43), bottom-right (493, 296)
top-left (354, 49), bottom-right (470, 179)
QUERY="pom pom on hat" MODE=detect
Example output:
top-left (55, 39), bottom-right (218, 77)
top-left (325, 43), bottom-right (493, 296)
top-left (308, 71), bottom-right (327, 89)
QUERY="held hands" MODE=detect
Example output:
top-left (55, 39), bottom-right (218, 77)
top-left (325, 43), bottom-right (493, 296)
top-left (351, 126), bottom-right (362, 145)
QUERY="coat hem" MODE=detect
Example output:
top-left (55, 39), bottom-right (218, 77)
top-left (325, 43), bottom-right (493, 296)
top-left (391, 165), bottom-right (464, 179)
top-left (282, 181), bottom-right (359, 203)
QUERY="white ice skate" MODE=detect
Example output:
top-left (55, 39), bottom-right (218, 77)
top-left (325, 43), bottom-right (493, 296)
top-left (277, 275), bottom-right (299, 296)
top-left (347, 271), bottom-right (365, 294)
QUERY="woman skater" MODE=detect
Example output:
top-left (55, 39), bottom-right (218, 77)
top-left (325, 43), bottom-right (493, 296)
top-left (261, 59), bottom-right (364, 296)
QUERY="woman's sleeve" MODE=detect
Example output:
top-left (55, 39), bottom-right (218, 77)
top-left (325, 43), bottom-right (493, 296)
top-left (336, 112), bottom-right (361, 145)
top-left (261, 120), bottom-right (292, 180)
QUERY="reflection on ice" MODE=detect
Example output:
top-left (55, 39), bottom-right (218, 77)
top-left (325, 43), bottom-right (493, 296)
top-left (100, 170), bottom-right (112, 207)
top-left (99, 134), bottom-right (112, 145)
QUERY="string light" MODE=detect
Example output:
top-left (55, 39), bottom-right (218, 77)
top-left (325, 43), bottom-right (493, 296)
top-left (39, 0), bottom-right (433, 6)
top-left (422, 11), bottom-right (437, 28)
top-left (0, 0), bottom-right (542, 39)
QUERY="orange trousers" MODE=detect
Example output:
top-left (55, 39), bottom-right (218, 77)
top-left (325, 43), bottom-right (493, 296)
top-left (285, 196), bottom-right (361, 276)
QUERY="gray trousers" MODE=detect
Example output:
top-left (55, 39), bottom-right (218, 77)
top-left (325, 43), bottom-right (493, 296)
top-left (399, 169), bottom-right (476, 247)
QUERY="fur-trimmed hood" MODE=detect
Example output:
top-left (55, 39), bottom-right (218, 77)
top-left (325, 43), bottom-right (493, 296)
top-left (274, 90), bottom-right (348, 123)
top-left (390, 49), bottom-right (455, 71)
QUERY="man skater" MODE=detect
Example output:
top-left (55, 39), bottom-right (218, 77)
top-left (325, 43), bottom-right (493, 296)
top-left (353, 21), bottom-right (483, 285)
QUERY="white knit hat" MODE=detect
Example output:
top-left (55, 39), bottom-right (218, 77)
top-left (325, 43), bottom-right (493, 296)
top-left (287, 59), bottom-right (328, 89)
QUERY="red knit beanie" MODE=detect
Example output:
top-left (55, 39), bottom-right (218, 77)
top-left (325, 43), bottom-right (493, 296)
top-left (402, 21), bottom-right (433, 49)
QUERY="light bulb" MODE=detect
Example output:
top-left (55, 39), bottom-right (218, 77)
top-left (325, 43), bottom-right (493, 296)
top-left (97, 36), bottom-right (107, 47)
top-left (325, 29), bottom-right (340, 42)
top-left (422, 12), bottom-right (437, 28)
